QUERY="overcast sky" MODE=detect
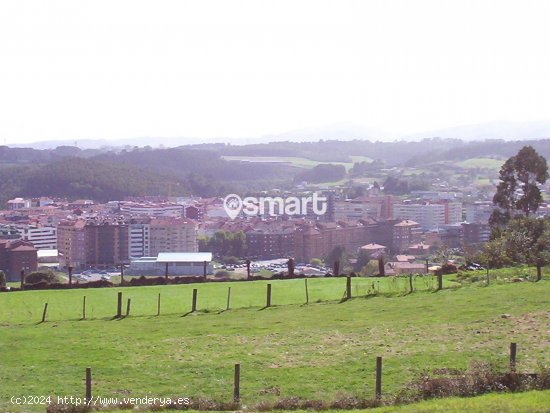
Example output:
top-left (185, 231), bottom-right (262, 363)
top-left (1, 0), bottom-right (550, 144)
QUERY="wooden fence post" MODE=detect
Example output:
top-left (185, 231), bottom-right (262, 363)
top-left (409, 274), bottom-right (413, 293)
top-left (165, 262), bottom-right (169, 280)
top-left (437, 273), bottom-right (443, 291)
top-left (68, 266), bottom-right (73, 286)
top-left (333, 260), bottom-right (340, 277)
top-left (126, 298), bottom-right (131, 316)
top-left (120, 264), bottom-right (124, 285)
top-left (233, 363), bottom-right (240, 403)
top-left (510, 342), bottom-right (517, 372)
top-left (116, 292), bottom-right (122, 318)
top-left (375, 356), bottom-right (382, 400)
top-left (304, 279), bottom-right (309, 304)
top-left (192, 288), bottom-right (198, 312)
top-left (41, 303), bottom-right (48, 323)
top-left (157, 293), bottom-right (161, 316)
top-left (20, 270), bottom-right (25, 290)
top-left (203, 261), bottom-right (207, 280)
top-left (226, 287), bottom-right (231, 310)
top-left (246, 259), bottom-right (251, 280)
top-left (266, 284), bottom-right (272, 307)
top-left (486, 268), bottom-right (490, 285)
top-left (346, 276), bottom-right (352, 299)
top-left (425, 259), bottom-right (429, 274)
top-left (85, 367), bottom-right (92, 404)
top-left (82, 296), bottom-right (86, 320)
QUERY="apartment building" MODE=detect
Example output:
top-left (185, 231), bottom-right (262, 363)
top-left (6, 198), bottom-right (31, 210)
top-left (149, 218), bottom-right (198, 256)
top-left (0, 239), bottom-right (38, 281)
top-left (247, 223), bottom-right (295, 259)
top-left (293, 220), bottom-right (373, 262)
top-left (119, 202), bottom-right (184, 217)
top-left (392, 202), bottom-right (462, 230)
top-left (465, 202), bottom-right (494, 224)
top-left (16, 225), bottom-right (57, 250)
top-left (333, 195), bottom-right (393, 221)
top-left (462, 222), bottom-right (491, 246)
top-left (392, 220), bottom-right (422, 252)
top-left (57, 220), bottom-right (86, 268)
top-left (84, 220), bottom-right (129, 268)
top-left (57, 219), bottom-right (129, 269)
top-left (128, 220), bottom-right (151, 258)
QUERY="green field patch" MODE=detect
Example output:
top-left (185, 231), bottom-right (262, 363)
top-left (0, 278), bottom-right (548, 412)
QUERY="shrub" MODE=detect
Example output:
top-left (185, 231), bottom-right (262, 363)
top-left (395, 360), bottom-right (550, 404)
top-left (25, 270), bottom-right (60, 285)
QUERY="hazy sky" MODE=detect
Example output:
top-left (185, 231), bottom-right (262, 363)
top-left (1, 0), bottom-right (550, 144)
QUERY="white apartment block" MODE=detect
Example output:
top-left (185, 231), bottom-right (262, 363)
top-left (7, 197), bottom-right (31, 210)
top-left (17, 225), bottom-right (57, 250)
top-left (119, 202), bottom-right (184, 217)
top-left (465, 202), bottom-right (495, 224)
top-left (128, 223), bottom-right (150, 258)
top-left (392, 203), bottom-right (462, 231)
top-left (333, 200), bottom-right (381, 221)
top-left (149, 219), bottom-right (198, 256)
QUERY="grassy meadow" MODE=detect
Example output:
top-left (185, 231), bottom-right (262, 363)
top-left (0, 275), bottom-right (548, 412)
top-left (221, 155), bottom-right (373, 171)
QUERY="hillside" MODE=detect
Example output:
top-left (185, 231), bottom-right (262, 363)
top-left (3, 138), bottom-right (550, 203)
top-left (0, 158), bottom-right (186, 203)
top-left (0, 275), bottom-right (548, 412)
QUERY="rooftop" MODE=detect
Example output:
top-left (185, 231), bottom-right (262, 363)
top-left (156, 252), bottom-right (213, 263)
top-left (360, 243), bottom-right (386, 250)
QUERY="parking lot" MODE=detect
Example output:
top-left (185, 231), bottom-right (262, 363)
top-left (216, 258), bottom-right (329, 277)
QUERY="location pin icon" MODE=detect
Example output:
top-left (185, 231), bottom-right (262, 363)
top-left (223, 194), bottom-right (243, 220)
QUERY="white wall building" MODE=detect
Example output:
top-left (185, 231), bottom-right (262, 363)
top-left (333, 200), bottom-right (381, 220)
top-left (16, 225), bottom-right (57, 250)
top-left (465, 202), bottom-right (495, 224)
top-left (127, 252), bottom-right (213, 276)
top-left (7, 198), bottom-right (31, 210)
top-left (128, 222), bottom-right (150, 258)
top-left (119, 202), bottom-right (184, 217)
top-left (392, 202), bottom-right (462, 231)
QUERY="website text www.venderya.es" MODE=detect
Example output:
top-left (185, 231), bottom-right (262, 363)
top-left (11, 395), bottom-right (190, 407)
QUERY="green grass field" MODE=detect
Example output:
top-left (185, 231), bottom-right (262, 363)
top-left (222, 155), bottom-right (372, 171)
top-left (0, 276), bottom-right (548, 412)
top-left (93, 390), bottom-right (550, 413)
top-left (456, 157), bottom-right (504, 170)
top-left (372, 390), bottom-right (550, 412)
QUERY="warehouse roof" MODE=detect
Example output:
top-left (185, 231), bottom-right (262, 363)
top-left (156, 252), bottom-right (213, 263)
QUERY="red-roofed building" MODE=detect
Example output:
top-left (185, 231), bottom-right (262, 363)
top-left (393, 220), bottom-right (422, 252)
top-left (0, 239), bottom-right (38, 281)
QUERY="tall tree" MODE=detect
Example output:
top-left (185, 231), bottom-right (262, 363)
top-left (490, 146), bottom-right (548, 226)
top-left (325, 246), bottom-right (347, 269)
top-left (481, 216), bottom-right (550, 280)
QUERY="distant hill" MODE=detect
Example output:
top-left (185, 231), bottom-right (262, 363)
top-left (404, 120), bottom-right (550, 141)
top-left (9, 120), bottom-right (550, 149)
top-left (259, 121), bottom-right (391, 142)
top-left (0, 158), bottom-right (186, 204)
top-left (2, 138), bottom-right (550, 203)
